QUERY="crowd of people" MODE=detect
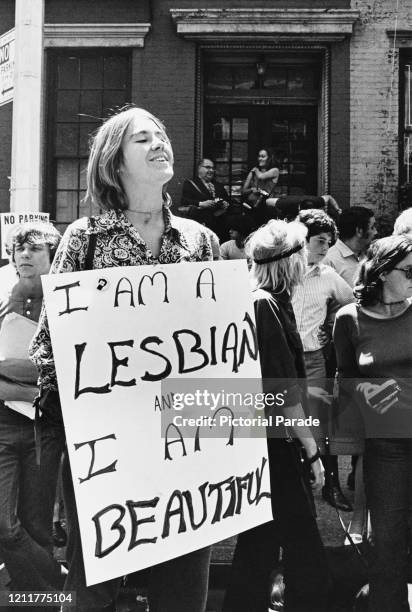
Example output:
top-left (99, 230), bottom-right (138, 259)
top-left (1, 106), bottom-right (412, 611)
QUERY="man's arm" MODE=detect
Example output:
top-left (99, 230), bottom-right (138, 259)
top-left (181, 179), bottom-right (215, 209)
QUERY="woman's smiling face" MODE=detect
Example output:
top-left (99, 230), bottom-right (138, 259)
top-left (119, 111), bottom-right (174, 186)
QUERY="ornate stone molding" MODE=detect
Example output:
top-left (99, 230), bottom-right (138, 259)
top-left (170, 9), bottom-right (359, 42)
top-left (194, 42), bottom-right (330, 195)
top-left (44, 23), bottom-right (151, 47)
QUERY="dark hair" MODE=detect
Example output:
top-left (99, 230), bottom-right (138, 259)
top-left (298, 209), bottom-right (337, 244)
top-left (338, 206), bottom-right (374, 241)
top-left (227, 214), bottom-right (254, 238)
top-left (11, 222), bottom-right (62, 263)
top-left (354, 235), bottom-right (412, 306)
top-left (256, 148), bottom-right (274, 169)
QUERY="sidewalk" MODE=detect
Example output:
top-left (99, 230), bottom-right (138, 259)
top-left (0, 458), bottom-right (354, 611)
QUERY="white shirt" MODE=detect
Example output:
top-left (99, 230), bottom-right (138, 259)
top-left (292, 262), bottom-right (354, 352)
top-left (322, 239), bottom-right (361, 288)
top-left (220, 240), bottom-right (246, 260)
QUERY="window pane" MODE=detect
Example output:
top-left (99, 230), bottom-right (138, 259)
top-left (79, 194), bottom-right (93, 217)
top-left (56, 91), bottom-right (79, 122)
top-left (405, 65), bottom-right (411, 128)
top-left (81, 56), bottom-right (103, 89)
top-left (211, 141), bottom-right (230, 162)
top-left (264, 68), bottom-right (287, 94)
top-left (290, 163), bottom-right (307, 176)
top-left (206, 66), bottom-right (233, 91)
top-left (289, 121), bottom-right (307, 140)
top-left (79, 123), bottom-right (98, 156)
top-left (56, 159), bottom-right (78, 189)
top-left (233, 66), bottom-right (256, 91)
top-left (55, 124), bottom-right (78, 156)
top-left (80, 91), bottom-right (102, 122)
top-left (79, 159), bottom-right (88, 190)
top-left (212, 117), bottom-right (230, 141)
top-left (104, 56), bottom-right (128, 89)
top-left (231, 162), bottom-right (248, 181)
top-left (232, 141), bottom-right (248, 162)
top-left (232, 118), bottom-right (248, 140)
top-left (103, 90), bottom-right (128, 117)
top-left (57, 56), bottom-right (80, 89)
top-left (287, 69), bottom-right (317, 95)
top-left (215, 163), bottom-right (229, 184)
top-left (56, 191), bottom-right (78, 223)
top-left (272, 120), bottom-right (288, 137)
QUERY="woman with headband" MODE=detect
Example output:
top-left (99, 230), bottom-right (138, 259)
top-left (223, 220), bottom-right (328, 612)
top-left (334, 235), bottom-right (412, 611)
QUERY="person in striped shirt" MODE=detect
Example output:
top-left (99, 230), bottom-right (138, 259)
top-left (292, 209), bottom-right (354, 511)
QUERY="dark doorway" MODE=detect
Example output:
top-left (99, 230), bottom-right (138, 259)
top-left (204, 104), bottom-right (318, 201)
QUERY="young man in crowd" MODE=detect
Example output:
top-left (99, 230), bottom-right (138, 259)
top-left (0, 222), bottom-right (64, 595)
top-left (292, 209), bottom-right (354, 511)
top-left (323, 206), bottom-right (377, 287)
top-left (220, 215), bottom-right (253, 261)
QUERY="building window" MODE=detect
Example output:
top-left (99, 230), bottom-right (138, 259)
top-left (402, 60), bottom-right (412, 184)
top-left (45, 50), bottom-right (131, 230)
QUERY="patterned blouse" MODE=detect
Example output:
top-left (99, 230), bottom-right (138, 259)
top-left (29, 205), bottom-right (213, 391)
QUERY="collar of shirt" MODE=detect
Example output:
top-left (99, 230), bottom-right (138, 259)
top-left (85, 203), bottom-right (185, 244)
top-left (10, 279), bottom-right (43, 301)
top-left (200, 179), bottom-right (214, 193)
top-left (305, 263), bottom-right (322, 277)
top-left (335, 239), bottom-right (359, 261)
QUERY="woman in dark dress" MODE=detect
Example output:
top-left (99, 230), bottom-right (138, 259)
top-left (223, 219), bottom-right (329, 612)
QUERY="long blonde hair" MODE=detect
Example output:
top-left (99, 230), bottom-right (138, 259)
top-left (246, 220), bottom-right (307, 294)
top-left (85, 106), bottom-right (169, 211)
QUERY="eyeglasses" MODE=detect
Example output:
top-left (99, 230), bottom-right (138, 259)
top-left (393, 266), bottom-right (412, 279)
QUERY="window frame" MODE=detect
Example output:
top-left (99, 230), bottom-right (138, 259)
top-left (44, 48), bottom-right (132, 227)
top-left (400, 51), bottom-right (412, 186)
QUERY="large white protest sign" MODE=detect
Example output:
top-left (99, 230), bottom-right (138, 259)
top-left (0, 212), bottom-right (50, 258)
top-left (42, 261), bottom-right (272, 586)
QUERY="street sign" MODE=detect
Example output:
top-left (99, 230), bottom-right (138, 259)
top-left (0, 28), bottom-right (15, 106)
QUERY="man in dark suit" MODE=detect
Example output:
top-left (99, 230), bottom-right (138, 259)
top-left (179, 159), bottom-right (229, 238)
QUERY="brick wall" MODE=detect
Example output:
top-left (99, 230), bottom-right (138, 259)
top-left (350, 0), bottom-right (412, 221)
top-left (45, 0), bottom-right (149, 23)
top-left (330, 40), bottom-right (351, 208)
top-left (134, 0), bottom-right (353, 205)
top-left (0, 0), bottom-right (15, 212)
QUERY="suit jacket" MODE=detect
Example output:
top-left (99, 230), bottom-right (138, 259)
top-left (180, 177), bottom-right (229, 223)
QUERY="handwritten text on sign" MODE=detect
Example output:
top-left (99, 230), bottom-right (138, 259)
top-left (42, 262), bottom-right (272, 586)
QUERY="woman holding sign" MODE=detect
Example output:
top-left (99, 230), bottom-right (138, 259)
top-left (29, 106), bottom-right (213, 612)
top-left (223, 220), bottom-right (329, 612)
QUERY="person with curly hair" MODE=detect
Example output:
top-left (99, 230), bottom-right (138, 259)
top-left (292, 209), bottom-right (354, 512)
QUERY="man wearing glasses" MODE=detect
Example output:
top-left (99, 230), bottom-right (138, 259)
top-left (179, 158), bottom-right (230, 238)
